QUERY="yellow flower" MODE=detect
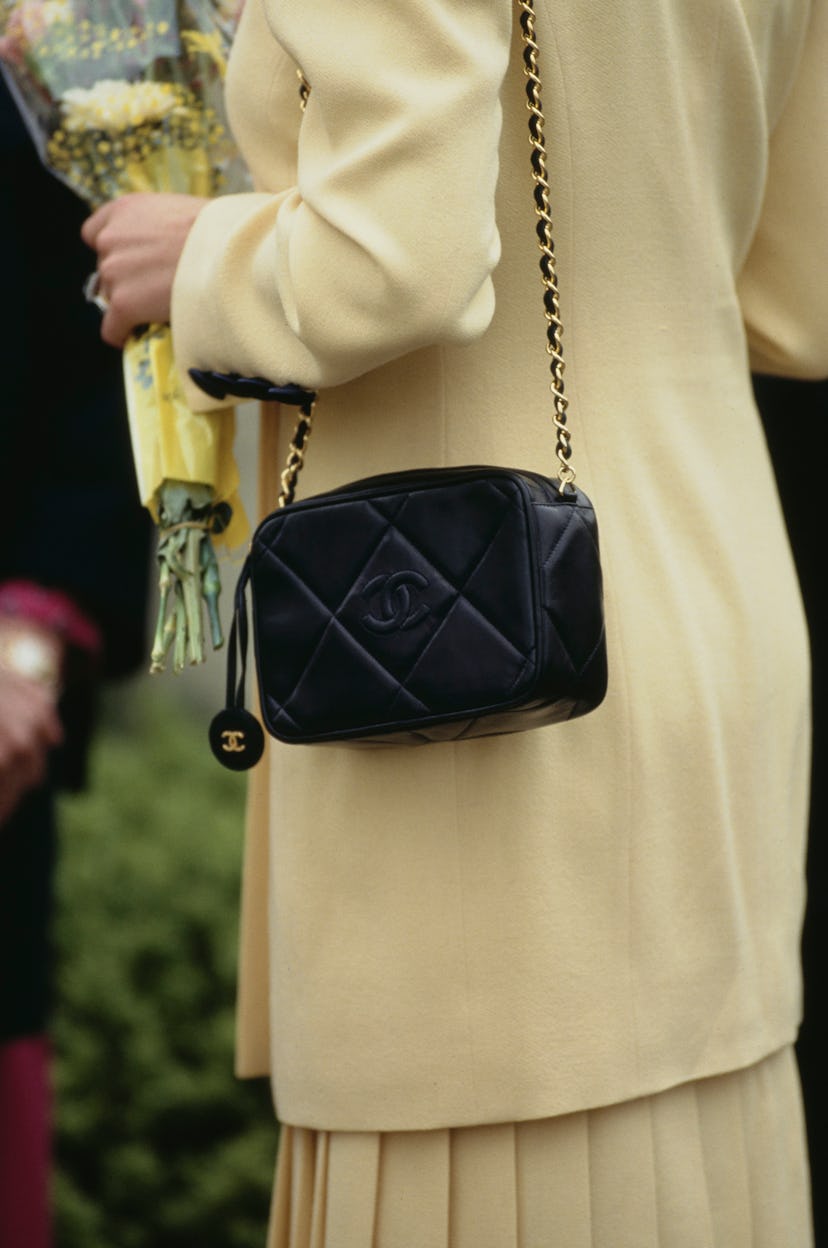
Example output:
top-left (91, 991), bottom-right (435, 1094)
top-left (60, 79), bottom-right (180, 131)
top-left (181, 28), bottom-right (227, 77)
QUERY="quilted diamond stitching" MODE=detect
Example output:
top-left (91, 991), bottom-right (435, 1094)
top-left (364, 481), bottom-right (534, 654)
top-left (253, 480), bottom-right (535, 732)
top-left (537, 501), bottom-right (601, 571)
top-left (252, 504), bottom-right (401, 717)
top-left (252, 503), bottom-right (397, 614)
top-left (535, 502), bottom-right (603, 678)
top-left (254, 543), bottom-right (433, 726)
top-left (376, 496), bottom-right (533, 714)
top-left (266, 506), bottom-right (527, 727)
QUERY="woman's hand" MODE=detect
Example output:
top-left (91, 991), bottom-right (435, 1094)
top-left (0, 645), bottom-right (63, 826)
top-left (81, 192), bottom-right (208, 348)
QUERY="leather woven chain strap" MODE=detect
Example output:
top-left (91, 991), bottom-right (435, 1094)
top-left (281, 0), bottom-right (572, 506)
top-left (517, 0), bottom-right (573, 489)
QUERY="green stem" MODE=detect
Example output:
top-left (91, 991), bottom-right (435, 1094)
top-left (181, 529), bottom-right (204, 666)
top-left (200, 538), bottom-right (224, 651)
top-left (173, 583), bottom-right (188, 675)
top-left (150, 556), bottom-right (174, 673)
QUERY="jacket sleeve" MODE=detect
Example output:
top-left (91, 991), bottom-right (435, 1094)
top-left (172, 0), bottom-right (512, 409)
top-left (737, 0), bottom-right (828, 380)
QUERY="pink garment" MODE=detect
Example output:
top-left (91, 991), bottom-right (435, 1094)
top-left (0, 580), bottom-right (101, 654)
top-left (0, 1035), bottom-right (52, 1248)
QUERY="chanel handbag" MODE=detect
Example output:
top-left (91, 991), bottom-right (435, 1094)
top-left (203, 0), bottom-right (607, 769)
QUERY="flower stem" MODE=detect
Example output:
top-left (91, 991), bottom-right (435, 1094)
top-left (181, 528), bottom-right (204, 666)
top-left (200, 537), bottom-right (224, 651)
top-left (149, 481), bottom-right (227, 674)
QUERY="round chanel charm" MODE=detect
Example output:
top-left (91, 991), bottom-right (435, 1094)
top-left (209, 708), bottom-right (265, 771)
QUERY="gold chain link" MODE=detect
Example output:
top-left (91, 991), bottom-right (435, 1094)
top-left (278, 402), bottom-right (315, 507)
top-left (279, 0), bottom-right (575, 505)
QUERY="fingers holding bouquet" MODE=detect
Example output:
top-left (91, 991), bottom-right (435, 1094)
top-left (82, 191), bottom-right (208, 348)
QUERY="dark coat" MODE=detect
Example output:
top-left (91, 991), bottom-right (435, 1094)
top-left (1, 76), bottom-right (152, 1039)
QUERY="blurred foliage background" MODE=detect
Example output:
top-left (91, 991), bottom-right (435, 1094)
top-left (54, 677), bottom-right (276, 1248)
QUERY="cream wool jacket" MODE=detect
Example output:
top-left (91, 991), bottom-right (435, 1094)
top-left (172, 0), bottom-right (828, 1131)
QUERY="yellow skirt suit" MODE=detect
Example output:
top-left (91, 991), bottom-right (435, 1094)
top-left (171, 0), bottom-right (828, 1241)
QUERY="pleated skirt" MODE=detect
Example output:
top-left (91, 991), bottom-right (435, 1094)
top-left (267, 1045), bottom-right (812, 1248)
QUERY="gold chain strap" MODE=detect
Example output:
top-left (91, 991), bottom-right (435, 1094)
top-left (517, 0), bottom-right (574, 490)
top-left (275, 70), bottom-right (316, 509)
top-left (279, 0), bottom-right (574, 506)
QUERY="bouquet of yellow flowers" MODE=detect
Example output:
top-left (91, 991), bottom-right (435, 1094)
top-left (1, 0), bottom-right (248, 672)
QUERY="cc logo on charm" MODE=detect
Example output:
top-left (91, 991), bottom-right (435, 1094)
top-left (221, 730), bottom-right (247, 753)
top-left (361, 571), bottom-right (430, 634)
top-left (210, 709), bottom-right (264, 771)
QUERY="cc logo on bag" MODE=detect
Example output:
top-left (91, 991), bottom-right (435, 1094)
top-left (361, 571), bottom-right (430, 634)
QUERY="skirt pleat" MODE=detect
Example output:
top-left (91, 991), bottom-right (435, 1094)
top-left (516, 1112), bottom-right (592, 1248)
top-left (289, 1123), bottom-right (317, 1247)
top-left (449, 1123), bottom-right (519, 1248)
top-left (647, 1080), bottom-right (716, 1247)
top-left (585, 1091), bottom-right (660, 1247)
top-left (325, 1133), bottom-right (382, 1246)
top-left (375, 1130), bottom-right (450, 1248)
top-left (696, 1063), bottom-right (758, 1248)
top-left (309, 1131), bottom-right (329, 1248)
top-left (267, 1045), bottom-right (812, 1248)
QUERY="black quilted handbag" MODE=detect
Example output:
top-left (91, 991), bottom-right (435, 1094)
top-left (205, 0), bottom-right (608, 769)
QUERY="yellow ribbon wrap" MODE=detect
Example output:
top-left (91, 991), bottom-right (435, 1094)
top-left (124, 324), bottom-right (247, 548)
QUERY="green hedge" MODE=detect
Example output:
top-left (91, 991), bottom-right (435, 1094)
top-left (54, 681), bottom-right (275, 1248)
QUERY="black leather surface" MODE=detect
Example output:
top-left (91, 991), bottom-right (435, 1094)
top-left (245, 467), bottom-right (607, 745)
